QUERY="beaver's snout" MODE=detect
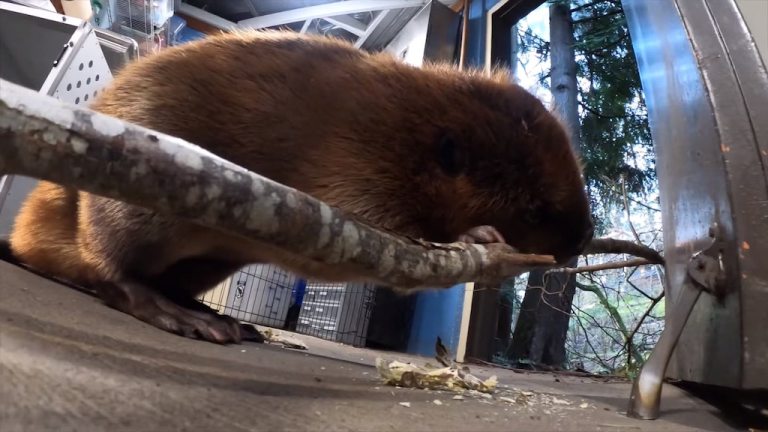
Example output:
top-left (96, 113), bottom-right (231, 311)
top-left (553, 219), bottom-right (594, 264)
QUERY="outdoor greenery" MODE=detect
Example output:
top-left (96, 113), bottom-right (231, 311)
top-left (519, 0), bottom-right (657, 234)
top-left (495, 0), bottom-right (664, 378)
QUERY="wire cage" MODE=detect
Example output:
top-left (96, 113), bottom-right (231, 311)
top-left (198, 264), bottom-right (376, 347)
top-left (296, 281), bottom-right (376, 347)
top-left (110, 0), bottom-right (174, 55)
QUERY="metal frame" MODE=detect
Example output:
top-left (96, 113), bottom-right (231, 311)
top-left (353, 9), bottom-right (392, 48)
top-left (0, 1), bottom-right (113, 223)
top-left (0, 175), bottom-right (12, 211)
top-left (623, 0), bottom-right (768, 420)
top-left (178, 0), bottom-right (427, 49)
top-left (322, 14), bottom-right (367, 36)
top-left (93, 28), bottom-right (139, 72)
top-left (237, 0), bottom-right (426, 28)
top-left (0, 1), bottom-right (90, 97)
top-left (176, 2), bottom-right (238, 30)
top-left (484, 0), bottom-right (546, 71)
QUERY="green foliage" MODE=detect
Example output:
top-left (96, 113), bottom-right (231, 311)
top-left (517, 0), bottom-right (657, 234)
top-left (498, 0), bottom-right (665, 376)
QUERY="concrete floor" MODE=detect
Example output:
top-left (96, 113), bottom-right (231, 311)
top-left (0, 260), bottom-right (743, 431)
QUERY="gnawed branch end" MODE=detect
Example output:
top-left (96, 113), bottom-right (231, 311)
top-left (584, 238), bottom-right (664, 264)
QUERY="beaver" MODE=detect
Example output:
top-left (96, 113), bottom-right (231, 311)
top-left (7, 30), bottom-right (593, 344)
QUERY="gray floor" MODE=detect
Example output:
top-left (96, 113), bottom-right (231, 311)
top-left (0, 261), bottom-right (740, 431)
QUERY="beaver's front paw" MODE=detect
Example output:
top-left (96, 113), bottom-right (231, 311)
top-left (456, 225), bottom-right (506, 245)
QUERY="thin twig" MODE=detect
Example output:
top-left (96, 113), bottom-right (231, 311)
top-left (621, 175), bottom-right (643, 244)
top-left (550, 258), bottom-right (651, 274)
top-left (571, 8), bottom-right (622, 25)
top-left (579, 99), bottom-right (648, 120)
top-left (623, 293), bottom-right (664, 353)
top-left (595, 176), bottom-right (661, 212)
top-left (573, 306), bottom-right (615, 371)
top-left (569, 0), bottom-right (617, 15)
top-left (626, 278), bottom-right (656, 301)
top-left (584, 238), bottom-right (664, 264)
top-left (576, 282), bottom-right (643, 365)
top-left (464, 357), bottom-right (623, 379)
top-left (572, 303), bottom-right (625, 348)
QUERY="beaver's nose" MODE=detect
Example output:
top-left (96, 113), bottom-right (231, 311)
top-left (578, 224), bottom-right (595, 253)
top-left (554, 222), bottom-right (594, 264)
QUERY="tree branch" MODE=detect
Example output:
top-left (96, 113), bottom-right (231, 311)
top-left (571, 8), bottom-right (622, 25)
top-left (579, 100), bottom-right (639, 120)
top-left (621, 175), bottom-right (643, 244)
top-left (573, 307), bottom-right (616, 371)
top-left (579, 33), bottom-right (629, 56)
top-left (584, 238), bottom-right (664, 264)
top-left (626, 271), bottom-right (656, 301)
top-left (551, 258), bottom-right (651, 274)
top-left (576, 282), bottom-right (643, 366)
top-left (572, 303), bottom-right (625, 349)
top-left (593, 176), bottom-right (660, 212)
top-left (0, 78), bottom-right (556, 290)
top-left (623, 292), bottom-right (664, 365)
top-left (569, 0), bottom-right (617, 14)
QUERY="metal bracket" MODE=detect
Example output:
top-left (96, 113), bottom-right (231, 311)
top-left (688, 223), bottom-right (727, 291)
top-left (627, 223), bottom-right (725, 420)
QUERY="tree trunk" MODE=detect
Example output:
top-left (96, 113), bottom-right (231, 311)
top-left (493, 24), bottom-right (520, 357)
top-left (494, 278), bottom-right (516, 354)
top-left (507, 1), bottom-right (581, 368)
top-left (550, 1), bottom-right (582, 147)
top-left (508, 257), bottom-right (578, 366)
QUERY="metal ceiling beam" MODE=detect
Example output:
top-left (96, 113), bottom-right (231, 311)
top-left (178, 2), bottom-right (238, 30)
top-left (322, 14), bottom-right (367, 36)
top-left (353, 9), bottom-right (391, 48)
top-left (299, 19), bottom-right (313, 33)
top-left (237, 0), bottom-right (427, 29)
top-left (178, 0), bottom-right (423, 50)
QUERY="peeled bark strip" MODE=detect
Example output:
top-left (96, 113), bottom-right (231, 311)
top-left (0, 79), bottom-right (556, 289)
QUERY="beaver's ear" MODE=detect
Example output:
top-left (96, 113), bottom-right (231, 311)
top-left (436, 133), bottom-right (466, 177)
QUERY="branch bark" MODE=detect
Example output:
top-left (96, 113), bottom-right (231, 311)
top-left (584, 238), bottom-right (664, 265)
top-left (623, 292), bottom-right (664, 366)
top-left (0, 78), bottom-right (556, 290)
top-left (551, 258), bottom-right (652, 274)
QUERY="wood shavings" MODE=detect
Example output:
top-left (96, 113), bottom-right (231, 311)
top-left (261, 328), bottom-right (308, 350)
top-left (375, 357), bottom-right (498, 394)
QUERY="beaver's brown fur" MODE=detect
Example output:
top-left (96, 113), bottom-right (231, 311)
top-left (9, 30), bottom-right (593, 343)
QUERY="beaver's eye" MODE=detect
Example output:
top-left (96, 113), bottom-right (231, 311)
top-left (437, 134), bottom-right (464, 177)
